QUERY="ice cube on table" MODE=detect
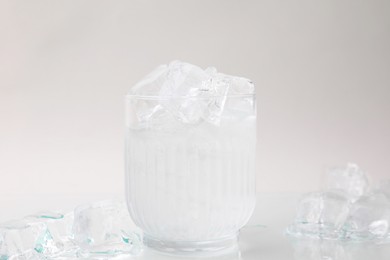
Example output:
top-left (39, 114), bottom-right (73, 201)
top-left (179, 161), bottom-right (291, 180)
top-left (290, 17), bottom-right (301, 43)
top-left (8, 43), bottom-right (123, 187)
top-left (0, 220), bottom-right (46, 259)
top-left (342, 193), bottom-right (390, 240)
top-left (324, 163), bottom-right (369, 202)
top-left (24, 211), bottom-right (76, 257)
top-left (286, 191), bottom-right (350, 239)
top-left (72, 200), bottom-right (142, 257)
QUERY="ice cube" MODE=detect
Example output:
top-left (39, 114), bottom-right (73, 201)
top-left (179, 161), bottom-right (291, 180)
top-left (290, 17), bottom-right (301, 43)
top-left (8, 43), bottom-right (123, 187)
top-left (24, 211), bottom-right (76, 257)
top-left (158, 61), bottom-right (211, 124)
top-left (72, 200), bottom-right (142, 257)
top-left (324, 163), bottom-right (369, 202)
top-left (128, 61), bottom-right (255, 126)
top-left (220, 77), bottom-right (255, 123)
top-left (286, 191), bottom-right (350, 239)
top-left (342, 193), bottom-right (390, 240)
top-left (202, 72), bottom-right (231, 125)
top-left (0, 220), bottom-right (46, 259)
top-left (159, 61), bottom-right (210, 98)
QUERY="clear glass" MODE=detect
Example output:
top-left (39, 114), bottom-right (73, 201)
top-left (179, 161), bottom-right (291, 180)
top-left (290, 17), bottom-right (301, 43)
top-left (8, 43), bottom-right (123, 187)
top-left (125, 94), bottom-right (256, 256)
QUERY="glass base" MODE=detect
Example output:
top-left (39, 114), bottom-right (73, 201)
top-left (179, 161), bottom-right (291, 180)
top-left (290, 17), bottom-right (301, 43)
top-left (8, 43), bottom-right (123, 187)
top-left (143, 233), bottom-right (239, 257)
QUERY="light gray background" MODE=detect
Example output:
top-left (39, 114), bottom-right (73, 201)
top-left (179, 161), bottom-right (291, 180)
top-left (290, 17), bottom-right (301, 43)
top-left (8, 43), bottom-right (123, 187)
top-left (1, 0), bottom-right (389, 201)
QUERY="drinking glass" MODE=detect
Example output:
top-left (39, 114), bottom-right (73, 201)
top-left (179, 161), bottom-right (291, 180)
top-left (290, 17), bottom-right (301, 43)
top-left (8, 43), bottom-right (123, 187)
top-left (125, 93), bottom-right (256, 256)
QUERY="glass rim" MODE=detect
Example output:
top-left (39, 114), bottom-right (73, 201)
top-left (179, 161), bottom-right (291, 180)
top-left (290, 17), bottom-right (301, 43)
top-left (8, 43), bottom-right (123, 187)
top-left (125, 93), bottom-right (255, 100)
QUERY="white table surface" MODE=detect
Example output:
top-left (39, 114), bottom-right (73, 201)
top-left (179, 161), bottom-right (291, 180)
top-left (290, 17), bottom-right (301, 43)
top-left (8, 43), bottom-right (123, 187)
top-left (1, 192), bottom-right (389, 260)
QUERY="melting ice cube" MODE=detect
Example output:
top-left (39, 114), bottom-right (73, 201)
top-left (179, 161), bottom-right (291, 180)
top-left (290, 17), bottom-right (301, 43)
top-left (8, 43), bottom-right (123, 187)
top-left (72, 200), bottom-right (142, 257)
top-left (286, 191), bottom-right (350, 239)
top-left (24, 211), bottom-right (76, 257)
top-left (343, 193), bottom-right (390, 240)
top-left (0, 220), bottom-right (47, 259)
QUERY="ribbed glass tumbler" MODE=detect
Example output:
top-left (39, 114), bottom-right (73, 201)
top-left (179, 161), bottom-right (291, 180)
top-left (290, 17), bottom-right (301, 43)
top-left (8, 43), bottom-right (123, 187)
top-left (125, 94), bottom-right (256, 256)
